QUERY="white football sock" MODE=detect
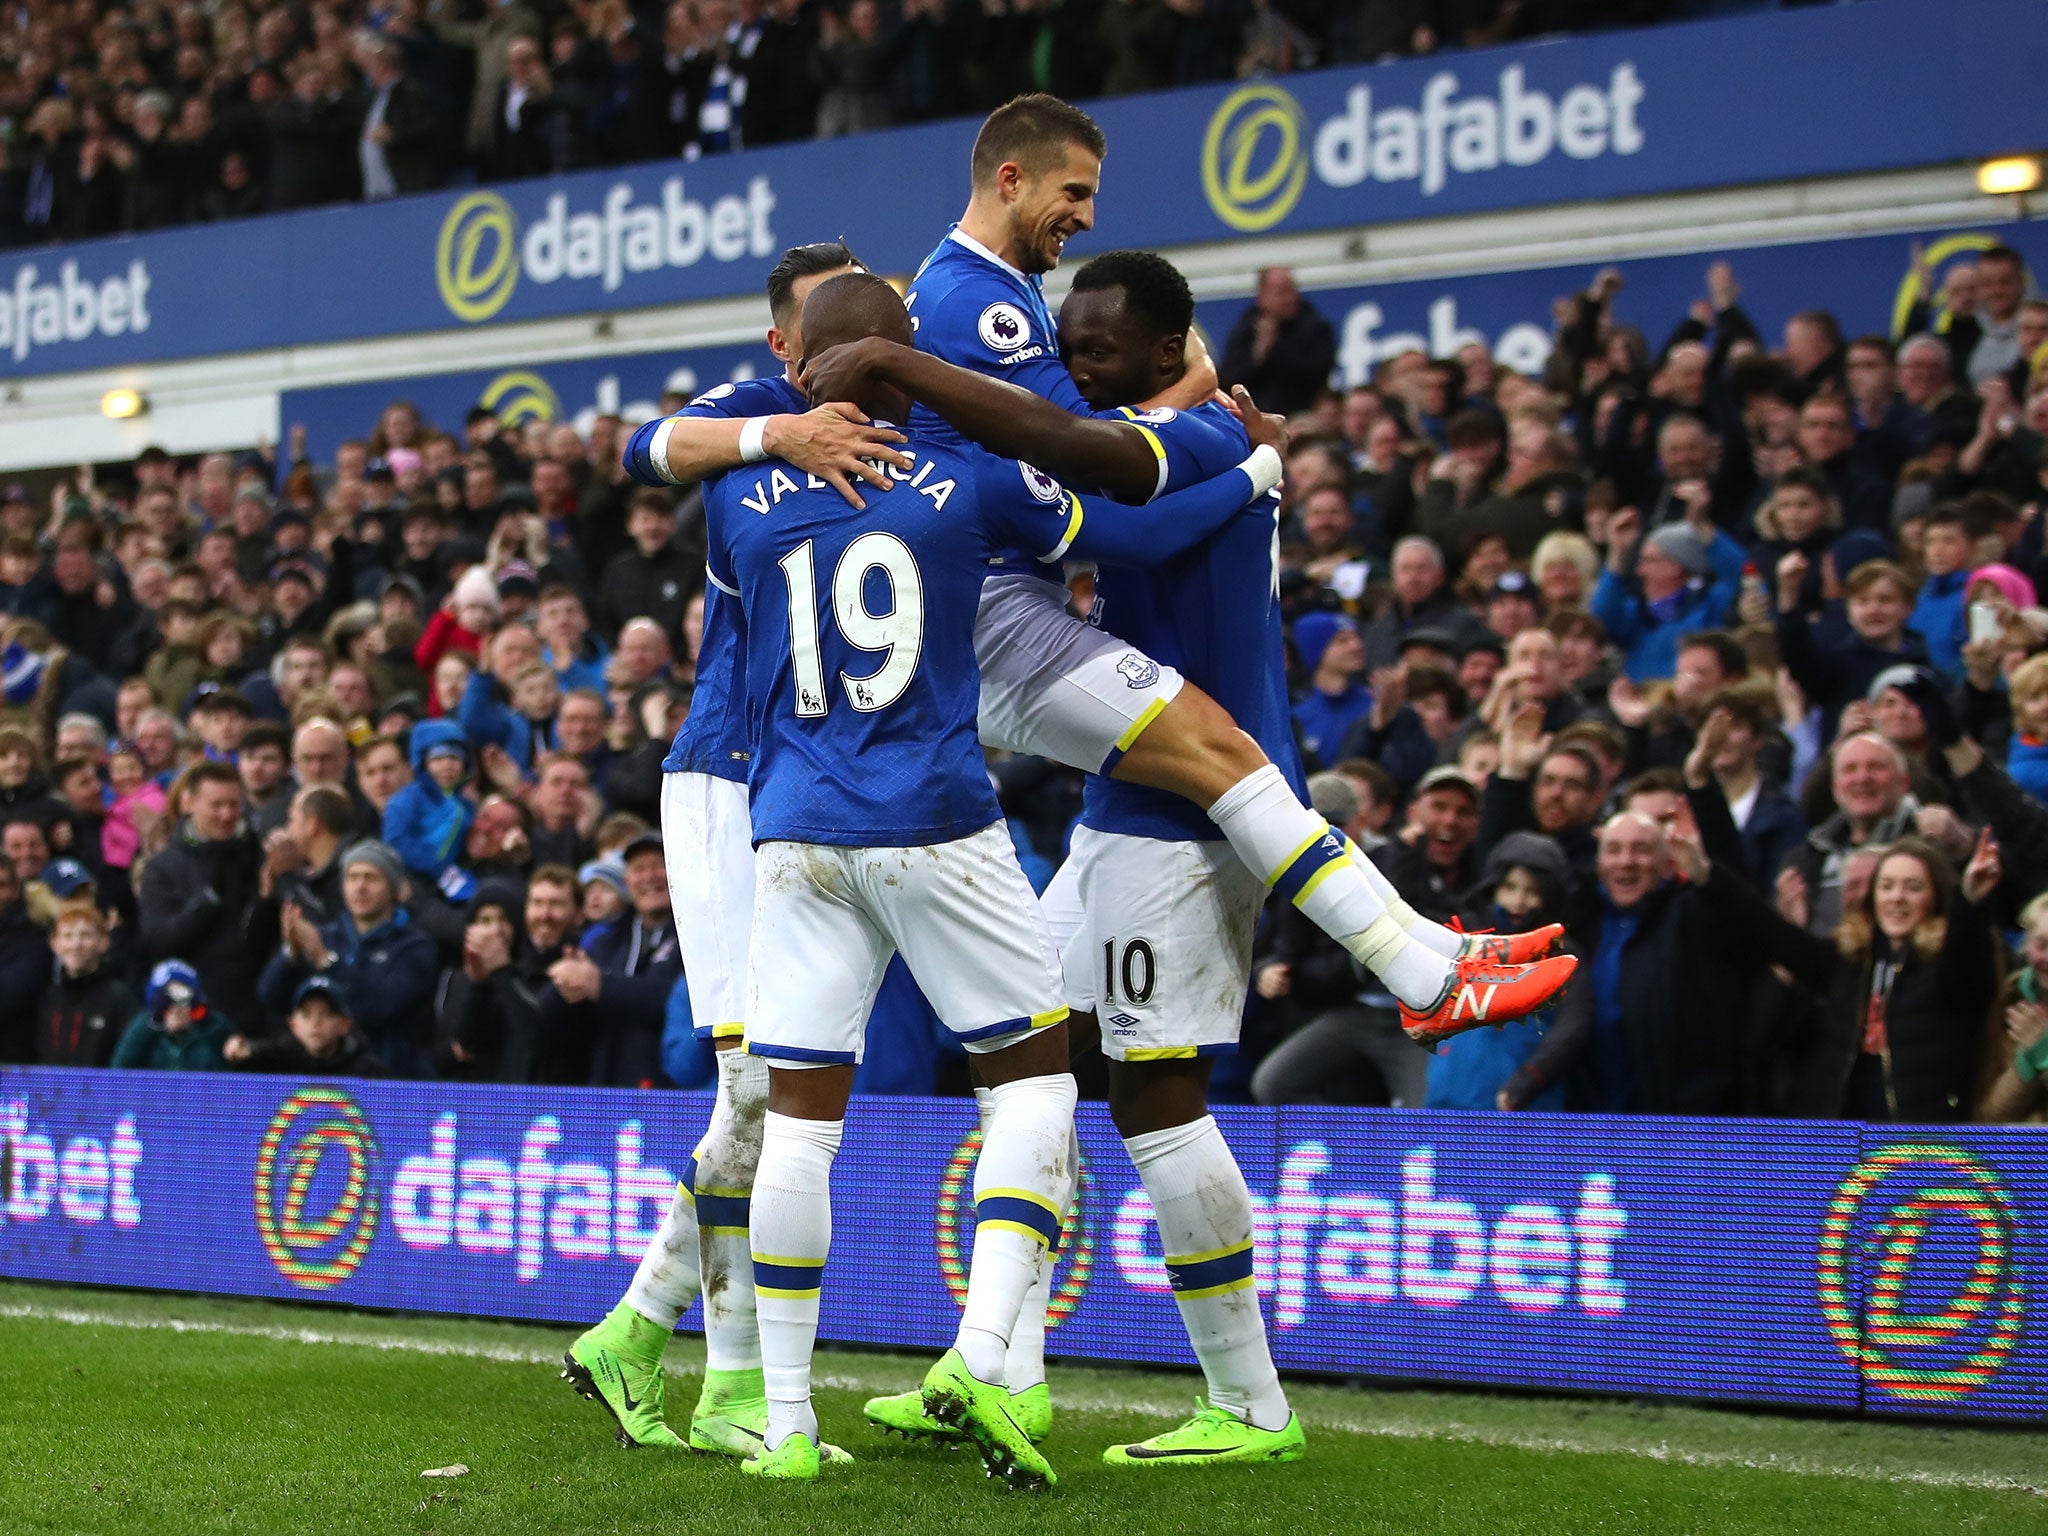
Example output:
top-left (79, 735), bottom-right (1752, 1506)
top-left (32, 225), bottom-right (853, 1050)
top-left (1125, 1116), bottom-right (1290, 1432)
top-left (696, 1047), bottom-right (768, 1373)
top-left (958, 1072), bottom-right (1077, 1385)
top-left (1208, 764), bottom-right (1452, 1007)
top-left (1347, 834), bottom-right (1462, 958)
top-left (621, 1184), bottom-right (699, 1335)
top-left (982, 1081), bottom-right (1075, 1395)
top-left (750, 1109), bottom-right (840, 1449)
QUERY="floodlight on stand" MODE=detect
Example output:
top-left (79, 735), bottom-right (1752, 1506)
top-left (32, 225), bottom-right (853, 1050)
top-left (100, 388), bottom-right (146, 420)
top-left (1977, 157), bottom-right (2042, 196)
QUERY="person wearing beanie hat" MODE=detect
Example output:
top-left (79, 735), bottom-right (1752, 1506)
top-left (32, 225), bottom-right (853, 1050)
top-left (577, 854), bottom-right (629, 929)
top-left (256, 835), bottom-right (439, 1075)
top-left (1592, 505), bottom-right (1744, 682)
top-left (414, 563), bottom-right (501, 678)
top-left (110, 959), bottom-right (231, 1071)
top-left (1290, 611), bottom-right (1370, 767)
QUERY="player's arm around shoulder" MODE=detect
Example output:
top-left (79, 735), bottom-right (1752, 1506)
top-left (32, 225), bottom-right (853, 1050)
top-left (978, 395), bottom-right (1287, 570)
top-left (623, 388), bottom-right (911, 508)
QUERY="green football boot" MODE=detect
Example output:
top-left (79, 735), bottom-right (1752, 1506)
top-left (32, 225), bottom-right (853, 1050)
top-left (865, 1381), bottom-right (1052, 1444)
top-left (689, 1367), bottom-right (771, 1457)
top-left (919, 1349), bottom-right (1057, 1491)
top-left (1103, 1403), bottom-right (1306, 1468)
top-left (690, 1368), bottom-right (852, 1463)
top-left (561, 1303), bottom-right (684, 1448)
top-left (741, 1432), bottom-right (822, 1481)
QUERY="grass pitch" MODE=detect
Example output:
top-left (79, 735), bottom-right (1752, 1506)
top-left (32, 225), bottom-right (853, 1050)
top-left (0, 1282), bottom-right (2042, 1535)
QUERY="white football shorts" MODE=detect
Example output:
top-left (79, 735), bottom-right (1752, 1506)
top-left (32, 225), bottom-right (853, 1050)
top-left (974, 571), bottom-right (1184, 775)
top-left (1052, 826), bottom-right (1265, 1061)
top-left (744, 821), bottom-right (1067, 1067)
top-left (660, 770), bottom-right (754, 1042)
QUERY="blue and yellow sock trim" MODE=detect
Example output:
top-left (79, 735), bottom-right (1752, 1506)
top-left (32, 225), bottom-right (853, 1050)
top-left (976, 1186), bottom-right (1064, 1250)
top-left (692, 1019), bottom-right (747, 1042)
top-left (678, 1157), bottom-right (752, 1234)
top-left (1267, 826), bottom-right (1349, 909)
top-left (1165, 1240), bottom-right (1256, 1300)
top-left (752, 1254), bottom-right (826, 1299)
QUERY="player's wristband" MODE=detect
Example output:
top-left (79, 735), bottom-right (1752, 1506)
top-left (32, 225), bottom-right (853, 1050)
top-left (646, 417), bottom-right (682, 485)
top-left (1238, 443), bottom-right (1284, 499)
top-left (738, 415), bottom-right (771, 464)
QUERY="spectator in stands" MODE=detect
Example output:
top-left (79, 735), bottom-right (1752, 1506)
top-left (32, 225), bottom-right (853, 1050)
top-left (139, 760), bottom-right (266, 1031)
top-left (541, 830), bottom-right (679, 1087)
top-left (1290, 612), bottom-right (1370, 768)
top-left (35, 901), bottom-right (136, 1067)
top-left (1775, 557), bottom-right (1927, 736)
top-left (1674, 827), bottom-right (1999, 1120)
top-left (1593, 507), bottom-right (1743, 682)
top-left (258, 839), bottom-right (438, 1075)
top-left (227, 973), bottom-right (387, 1078)
top-left (110, 961), bottom-right (229, 1072)
top-left (1361, 536), bottom-right (1483, 672)
top-left (601, 491), bottom-right (695, 642)
top-left (1786, 733), bottom-right (1919, 936)
top-left (433, 866), bottom-right (581, 1082)
top-left (354, 33), bottom-right (442, 200)
top-left (382, 719), bottom-right (475, 879)
top-left (1681, 688), bottom-right (1807, 892)
top-left (1220, 268), bottom-right (1337, 417)
top-left (1982, 892), bottom-right (2048, 1122)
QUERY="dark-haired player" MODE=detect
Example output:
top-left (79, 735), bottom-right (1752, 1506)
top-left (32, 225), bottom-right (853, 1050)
top-left (702, 271), bottom-right (1286, 1484)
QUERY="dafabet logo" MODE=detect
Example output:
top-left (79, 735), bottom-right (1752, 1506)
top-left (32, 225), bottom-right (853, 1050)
top-left (434, 176), bottom-right (779, 324)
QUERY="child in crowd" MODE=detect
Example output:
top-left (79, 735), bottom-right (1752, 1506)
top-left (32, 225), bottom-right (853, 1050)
top-left (382, 719), bottom-right (475, 879)
top-left (1910, 506), bottom-right (1976, 678)
top-left (1428, 832), bottom-right (1572, 1112)
top-left (1774, 556), bottom-right (1928, 736)
top-left (578, 856), bottom-right (628, 931)
top-left (111, 960), bottom-right (228, 1071)
top-left (224, 975), bottom-right (385, 1077)
top-left (35, 901), bottom-right (136, 1068)
top-left (102, 741), bottom-right (166, 871)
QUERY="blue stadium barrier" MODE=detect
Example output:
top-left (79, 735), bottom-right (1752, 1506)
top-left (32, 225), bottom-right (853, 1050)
top-left (280, 218), bottom-right (2048, 471)
top-left (2, 1067), bottom-right (2039, 1422)
top-left (2, 0), bottom-right (2037, 378)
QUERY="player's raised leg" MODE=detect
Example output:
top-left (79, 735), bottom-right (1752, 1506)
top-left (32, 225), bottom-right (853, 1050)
top-left (971, 588), bottom-right (1569, 1046)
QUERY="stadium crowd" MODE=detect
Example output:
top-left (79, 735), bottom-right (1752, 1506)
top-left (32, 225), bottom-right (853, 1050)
top-left (5, 0), bottom-right (1756, 243)
top-left (0, 236), bottom-right (2043, 1127)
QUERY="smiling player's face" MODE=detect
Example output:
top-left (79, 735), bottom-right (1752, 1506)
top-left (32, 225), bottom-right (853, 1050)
top-left (1058, 287), bottom-right (1155, 411)
top-left (1009, 144), bottom-right (1099, 275)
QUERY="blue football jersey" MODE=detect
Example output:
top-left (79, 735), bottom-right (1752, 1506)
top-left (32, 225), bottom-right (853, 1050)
top-left (1082, 400), bottom-right (1308, 843)
top-left (705, 432), bottom-right (1272, 847)
top-left (903, 230), bottom-right (1085, 450)
top-left (639, 374), bottom-right (807, 782)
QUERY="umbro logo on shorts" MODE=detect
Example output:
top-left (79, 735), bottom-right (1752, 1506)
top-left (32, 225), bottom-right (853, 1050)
top-left (1116, 655), bottom-right (1160, 689)
top-left (1107, 1012), bottom-right (1140, 1032)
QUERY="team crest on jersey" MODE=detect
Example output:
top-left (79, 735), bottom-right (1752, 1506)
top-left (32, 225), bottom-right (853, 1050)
top-left (1130, 406), bottom-right (1178, 425)
top-left (691, 382), bottom-right (738, 405)
top-left (978, 302), bottom-right (1031, 352)
top-left (1115, 654), bottom-right (1160, 689)
top-left (1018, 461), bottom-right (1064, 503)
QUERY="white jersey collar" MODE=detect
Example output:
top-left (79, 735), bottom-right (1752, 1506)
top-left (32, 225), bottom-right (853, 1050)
top-left (946, 225), bottom-right (1031, 285)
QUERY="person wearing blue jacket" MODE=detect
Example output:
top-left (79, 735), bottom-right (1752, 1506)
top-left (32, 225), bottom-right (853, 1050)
top-left (1426, 832), bottom-right (1572, 1112)
top-left (1591, 509), bottom-right (1743, 682)
top-left (1290, 611), bottom-right (1372, 769)
top-left (457, 659), bottom-right (561, 776)
top-left (381, 718), bottom-right (475, 878)
top-left (258, 839), bottom-right (440, 1076)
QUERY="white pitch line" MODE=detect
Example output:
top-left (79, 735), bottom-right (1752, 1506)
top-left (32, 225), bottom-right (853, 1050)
top-left (1, 1300), bottom-right (2040, 1498)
